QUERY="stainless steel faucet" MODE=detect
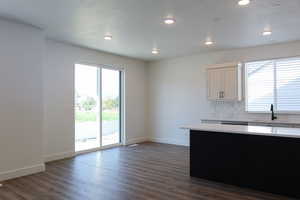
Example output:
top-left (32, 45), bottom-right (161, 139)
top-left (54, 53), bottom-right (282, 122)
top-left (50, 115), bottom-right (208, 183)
top-left (270, 104), bottom-right (277, 121)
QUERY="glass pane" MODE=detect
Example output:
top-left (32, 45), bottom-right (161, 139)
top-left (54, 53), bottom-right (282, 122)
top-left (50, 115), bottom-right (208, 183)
top-left (276, 58), bottom-right (300, 111)
top-left (246, 60), bottom-right (274, 112)
top-left (101, 68), bottom-right (120, 146)
top-left (75, 64), bottom-right (100, 151)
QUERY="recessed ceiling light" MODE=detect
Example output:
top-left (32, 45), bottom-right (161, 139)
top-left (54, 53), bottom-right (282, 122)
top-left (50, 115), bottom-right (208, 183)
top-left (205, 40), bottom-right (214, 46)
top-left (262, 30), bottom-right (272, 36)
top-left (104, 34), bottom-right (112, 40)
top-left (152, 48), bottom-right (159, 54)
top-left (238, 0), bottom-right (250, 6)
top-left (164, 17), bottom-right (176, 25)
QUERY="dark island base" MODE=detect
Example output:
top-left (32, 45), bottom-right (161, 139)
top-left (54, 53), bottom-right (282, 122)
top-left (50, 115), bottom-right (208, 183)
top-left (190, 130), bottom-right (300, 199)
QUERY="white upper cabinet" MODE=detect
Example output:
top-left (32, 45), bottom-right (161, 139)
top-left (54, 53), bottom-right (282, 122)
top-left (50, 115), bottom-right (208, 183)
top-left (207, 63), bottom-right (242, 101)
top-left (207, 68), bottom-right (223, 100)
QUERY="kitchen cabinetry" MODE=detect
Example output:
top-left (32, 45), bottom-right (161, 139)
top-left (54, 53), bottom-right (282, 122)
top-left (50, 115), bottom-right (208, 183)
top-left (207, 63), bottom-right (242, 101)
top-left (190, 130), bottom-right (300, 199)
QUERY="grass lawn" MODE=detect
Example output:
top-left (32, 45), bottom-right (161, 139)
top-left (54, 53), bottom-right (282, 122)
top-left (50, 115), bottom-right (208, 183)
top-left (76, 111), bottom-right (118, 123)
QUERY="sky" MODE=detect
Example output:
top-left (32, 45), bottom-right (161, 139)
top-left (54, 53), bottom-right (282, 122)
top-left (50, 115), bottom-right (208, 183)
top-left (75, 64), bottom-right (120, 100)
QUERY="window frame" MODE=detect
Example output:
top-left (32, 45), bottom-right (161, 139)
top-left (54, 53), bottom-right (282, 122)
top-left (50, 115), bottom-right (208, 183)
top-left (245, 56), bottom-right (300, 114)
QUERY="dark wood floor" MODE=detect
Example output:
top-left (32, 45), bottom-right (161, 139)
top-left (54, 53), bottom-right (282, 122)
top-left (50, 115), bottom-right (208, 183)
top-left (0, 142), bottom-right (296, 200)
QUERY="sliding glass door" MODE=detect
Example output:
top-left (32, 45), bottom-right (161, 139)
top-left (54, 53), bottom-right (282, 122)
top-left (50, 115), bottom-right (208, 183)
top-left (75, 64), bottom-right (100, 152)
top-left (101, 68), bottom-right (121, 146)
top-left (75, 64), bottom-right (122, 152)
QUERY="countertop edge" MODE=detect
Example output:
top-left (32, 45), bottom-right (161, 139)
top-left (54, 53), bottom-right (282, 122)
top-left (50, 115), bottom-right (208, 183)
top-left (201, 118), bottom-right (300, 125)
top-left (181, 124), bottom-right (300, 139)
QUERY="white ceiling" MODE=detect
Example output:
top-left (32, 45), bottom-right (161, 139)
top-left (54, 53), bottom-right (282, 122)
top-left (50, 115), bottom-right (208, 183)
top-left (0, 0), bottom-right (300, 61)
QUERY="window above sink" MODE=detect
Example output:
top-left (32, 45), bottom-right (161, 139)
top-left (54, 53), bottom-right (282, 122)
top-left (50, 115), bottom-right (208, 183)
top-left (245, 57), bottom-right (300, 113)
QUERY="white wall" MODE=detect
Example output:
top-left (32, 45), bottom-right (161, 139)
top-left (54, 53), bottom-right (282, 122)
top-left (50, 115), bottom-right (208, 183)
top-left (147, 41), bottom-right (300, 146)
top-left (44, 40), bottom-right (148, 161)
top-left (0, 19), bottom-right (45, 181)
top-left (4, 15), bottom-right (300, 181)
top-left (0, 18), bottom-right (148, 180)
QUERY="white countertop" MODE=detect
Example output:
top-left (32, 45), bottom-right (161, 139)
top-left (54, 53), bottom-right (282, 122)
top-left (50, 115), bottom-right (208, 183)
top-left (182, 123), bottom-right (300, 138)
top-left (201, 118), bottom-right (300, 125)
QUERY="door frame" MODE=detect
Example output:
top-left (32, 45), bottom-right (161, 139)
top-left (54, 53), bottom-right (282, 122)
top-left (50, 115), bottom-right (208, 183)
top-left (74, 62), bottom-right (125, 155)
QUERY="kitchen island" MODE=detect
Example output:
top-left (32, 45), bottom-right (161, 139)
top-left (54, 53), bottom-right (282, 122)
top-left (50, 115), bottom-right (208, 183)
top-left (183, 124), bottom-right (300, 198)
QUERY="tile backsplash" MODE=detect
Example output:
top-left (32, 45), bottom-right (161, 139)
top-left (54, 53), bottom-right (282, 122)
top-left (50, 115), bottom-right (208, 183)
top-left (207, 101), bottom-right (300, 123)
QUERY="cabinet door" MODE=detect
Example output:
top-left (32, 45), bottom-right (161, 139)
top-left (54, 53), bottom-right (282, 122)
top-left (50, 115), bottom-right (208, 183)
top-left (223, 67), bottom-right (237, 100)
top-left (207, 69), bottom-right (222, 100)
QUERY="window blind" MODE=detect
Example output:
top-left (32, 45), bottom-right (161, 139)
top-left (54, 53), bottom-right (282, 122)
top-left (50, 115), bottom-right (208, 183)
top-left (246, 61), bottom-right (274, 112)
top-left (276, 58), bottom-right (300, 111)
top-left (245, 57), bottom-right (300, 112)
